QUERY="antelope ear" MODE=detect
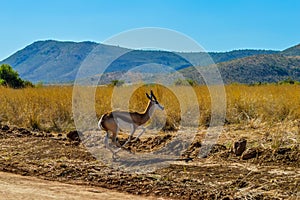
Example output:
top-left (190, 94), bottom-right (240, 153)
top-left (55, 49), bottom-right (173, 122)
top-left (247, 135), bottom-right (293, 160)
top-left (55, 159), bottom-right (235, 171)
top-left (151, 90), bottom-right (157, 101)
top-left (146, 93), bottom-right (152, 100)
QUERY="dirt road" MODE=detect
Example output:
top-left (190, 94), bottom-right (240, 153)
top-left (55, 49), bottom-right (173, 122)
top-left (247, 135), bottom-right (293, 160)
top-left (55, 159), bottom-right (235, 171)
top-left (0, 172), bottom-right (158, 200)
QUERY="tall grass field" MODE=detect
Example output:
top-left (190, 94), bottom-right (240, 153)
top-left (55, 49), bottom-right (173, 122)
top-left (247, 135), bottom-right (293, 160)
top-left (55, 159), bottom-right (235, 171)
top-left (0, 84), bottom-right (300, 132)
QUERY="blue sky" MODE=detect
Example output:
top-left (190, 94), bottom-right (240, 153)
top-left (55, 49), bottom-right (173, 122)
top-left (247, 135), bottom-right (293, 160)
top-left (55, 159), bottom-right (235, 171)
top-left (0, 0), bottom-right (300, 60)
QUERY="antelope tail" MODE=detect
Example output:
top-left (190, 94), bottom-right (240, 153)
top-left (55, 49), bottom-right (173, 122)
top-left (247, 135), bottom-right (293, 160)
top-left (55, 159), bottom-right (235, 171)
top-left (98, 115), bottom-right (104, 130)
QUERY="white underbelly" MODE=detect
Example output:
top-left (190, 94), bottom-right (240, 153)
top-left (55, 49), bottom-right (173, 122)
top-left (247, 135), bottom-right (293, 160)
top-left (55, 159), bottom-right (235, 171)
top-left (116, 118), bottom-right (135, 131)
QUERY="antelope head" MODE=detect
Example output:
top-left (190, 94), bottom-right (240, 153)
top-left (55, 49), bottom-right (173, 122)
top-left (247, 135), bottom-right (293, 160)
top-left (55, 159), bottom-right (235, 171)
top-left (146, 90), bottom-right (164, 111)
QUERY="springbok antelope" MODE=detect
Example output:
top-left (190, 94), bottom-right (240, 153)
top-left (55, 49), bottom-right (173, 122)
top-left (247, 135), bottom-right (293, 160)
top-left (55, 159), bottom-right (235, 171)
top-left (98, 90), bottom-right (164, 158)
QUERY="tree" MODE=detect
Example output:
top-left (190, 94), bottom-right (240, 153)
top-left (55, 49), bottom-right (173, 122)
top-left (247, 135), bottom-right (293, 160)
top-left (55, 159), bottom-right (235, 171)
top-left (0, 64), bottom-right (32, 88)
top-left (110, 79), bottom-right (124, 87)
top-left (174, 78), bottom-right (197, 86)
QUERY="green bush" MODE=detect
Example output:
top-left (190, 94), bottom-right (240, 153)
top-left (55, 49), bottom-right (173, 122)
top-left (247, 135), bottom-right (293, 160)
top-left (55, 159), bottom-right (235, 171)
top-left (278, 77), bottom-right (300, 85)
top-left (0, 78), bottom-right (5, 85)
top-left (0, 64), bottom-right (33, 88)
top-left (174, 78), bottom-right (197, 86)
top-left (110, 79), bottom-right (124, 87)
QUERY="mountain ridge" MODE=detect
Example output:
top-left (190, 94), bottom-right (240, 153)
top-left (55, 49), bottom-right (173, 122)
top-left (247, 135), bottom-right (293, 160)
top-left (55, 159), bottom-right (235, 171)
top-left (1, 40), bottom-right (299, 84)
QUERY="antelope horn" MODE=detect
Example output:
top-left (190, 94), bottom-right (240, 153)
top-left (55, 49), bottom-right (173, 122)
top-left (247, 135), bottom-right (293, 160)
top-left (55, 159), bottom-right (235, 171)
top-left (150, 90), bottom-right (157, 101)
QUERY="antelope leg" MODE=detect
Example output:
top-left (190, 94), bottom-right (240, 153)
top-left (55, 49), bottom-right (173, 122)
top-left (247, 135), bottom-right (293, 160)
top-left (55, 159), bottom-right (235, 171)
top-left (115, 125), bottom-right (136, 153)
top-left (132, 127), bottom-right (146, 142)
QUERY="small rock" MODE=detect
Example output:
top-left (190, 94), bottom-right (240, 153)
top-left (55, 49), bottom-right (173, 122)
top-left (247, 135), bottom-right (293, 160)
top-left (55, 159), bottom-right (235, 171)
top-left (1, 125), bottom-right (9, 131)
top-left (18, 127), bottom-right (32, 136)
top-left (67, 130), bottom-right (82, 142)
top-left (241, 148), bottom-right (262, 160)
top-left (232, 138), bottom-right (247, 156)
top-left (274, 147), bottom-right (291, 155)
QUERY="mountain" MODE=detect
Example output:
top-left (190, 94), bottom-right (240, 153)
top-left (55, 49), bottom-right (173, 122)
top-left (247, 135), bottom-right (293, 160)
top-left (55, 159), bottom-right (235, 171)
top-left (217, 54), bottom-right (300, 84)
top-left (0, 40), bottom-right (97, 82)
top-left (1, 40), bottom-right (300, 84)
top-left (209, 49), bottom-right (279, 63)
top-left (281, 44), bottom-right (300, 56)
top-left (181, 47), bottom-right (300, 84)
top-left (0, 40), bottom-right (194, 83)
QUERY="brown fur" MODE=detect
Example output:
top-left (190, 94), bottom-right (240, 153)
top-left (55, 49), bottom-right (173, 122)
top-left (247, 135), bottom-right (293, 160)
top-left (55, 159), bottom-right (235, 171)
top-left (98, 91), bottom-right (164, 157)
top-left (100, 101), bottom-right (154, 141)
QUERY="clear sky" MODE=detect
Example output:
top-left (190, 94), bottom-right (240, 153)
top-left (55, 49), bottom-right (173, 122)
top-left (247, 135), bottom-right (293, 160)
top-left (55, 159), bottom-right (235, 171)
top-left (0, 0), bottom-right (300, 60)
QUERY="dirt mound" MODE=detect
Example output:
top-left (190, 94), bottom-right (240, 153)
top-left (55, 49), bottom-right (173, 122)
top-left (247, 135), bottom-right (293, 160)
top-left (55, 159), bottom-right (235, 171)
top-left (118, 134), bottom-right (173, 153)
top-left (0, 125), bottom-right (53, 138)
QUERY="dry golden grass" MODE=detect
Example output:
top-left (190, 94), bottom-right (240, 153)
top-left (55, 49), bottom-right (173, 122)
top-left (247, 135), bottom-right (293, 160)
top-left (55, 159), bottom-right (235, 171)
top-left (0, 84), bottom-right (300, 134)
top-left (226, 84), bottom-right (300, 123)
top-left (0, 86), bottom-right (73, 131)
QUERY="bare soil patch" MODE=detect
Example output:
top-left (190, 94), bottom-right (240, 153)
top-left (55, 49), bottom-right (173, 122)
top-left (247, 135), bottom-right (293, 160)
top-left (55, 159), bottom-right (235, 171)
top-left (0, 124), bottom-right (299, 199)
